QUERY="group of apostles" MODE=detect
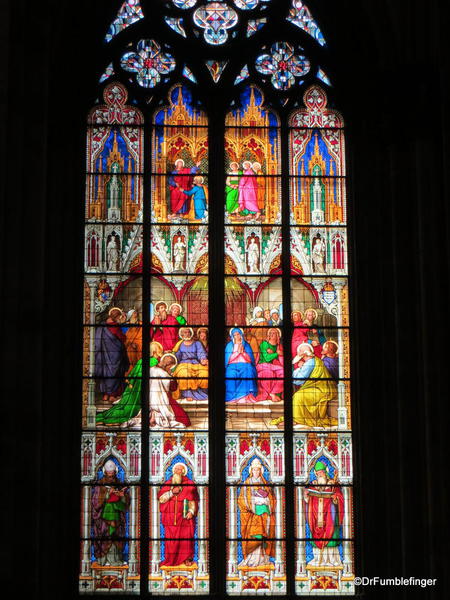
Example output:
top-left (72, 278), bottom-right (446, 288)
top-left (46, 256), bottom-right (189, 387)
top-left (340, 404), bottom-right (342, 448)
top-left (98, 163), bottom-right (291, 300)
top-left (168, 158), bottom-right (207, 220)
top-left (94, 301), bottom-right (209, 428)
top-left (93, 300), bottom-right (341, 429)
top-left (91, 454), bottom-right (344, 570)
top-left (225, 160), bottom-right (266, 220)
top-left (228, 305), bottom-right (340, 428)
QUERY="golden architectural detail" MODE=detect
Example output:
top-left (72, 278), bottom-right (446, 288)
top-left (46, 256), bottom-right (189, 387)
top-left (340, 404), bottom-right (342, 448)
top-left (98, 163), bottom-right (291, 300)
top-left (225, 86), bottom-right (280, 224)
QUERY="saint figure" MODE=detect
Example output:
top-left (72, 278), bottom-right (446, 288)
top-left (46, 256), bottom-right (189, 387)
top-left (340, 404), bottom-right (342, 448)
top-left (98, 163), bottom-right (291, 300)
top-left (238, 458), bottom-right (276, 567)
top-left (247, 236), bottom-right (260, 273)
top-left (238, 161), bottom-right (260, 218)
top-left (304, 461), bottom-right (344, 566)
top-left (173, 236), bottom-right (187, 271)
top-left (173, 327), bottom-right (208, 400)
top-left (225, 328), bottom-right (258, 403)
top-left (312, 237), bottom-right (326, 273)
top-left (168, 158), bottom-right (200, 218)
top-left (94, 307), bottom-right (129, 402)
top-left (158, 462), bottom-right (198, 567)
top-left (225, 161), bottom-right (241, 214)
top-left (92, 459), bottom-right (130, 566)
top-left (106, 234), bottom-right (120, 271)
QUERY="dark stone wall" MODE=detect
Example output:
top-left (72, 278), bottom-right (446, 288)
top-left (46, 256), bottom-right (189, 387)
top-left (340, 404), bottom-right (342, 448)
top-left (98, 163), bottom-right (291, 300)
top-left (1, 1), bottom-right (448, 597)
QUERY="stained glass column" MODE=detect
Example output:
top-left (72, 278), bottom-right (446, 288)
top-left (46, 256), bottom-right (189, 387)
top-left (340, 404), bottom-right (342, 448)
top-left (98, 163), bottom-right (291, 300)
top-left (80, 82), bottom-right (144, 594)
top-left (224, 85), bottom-right (287, 595)
top-left (289, 85), bottom-right (355, 595)
top-left (148, 84), bottom-right (210, 594)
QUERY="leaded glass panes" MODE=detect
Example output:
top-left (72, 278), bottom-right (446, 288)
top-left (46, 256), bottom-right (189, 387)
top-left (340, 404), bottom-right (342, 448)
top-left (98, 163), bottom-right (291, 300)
top-left (83, 0), bottom-right (356, 593)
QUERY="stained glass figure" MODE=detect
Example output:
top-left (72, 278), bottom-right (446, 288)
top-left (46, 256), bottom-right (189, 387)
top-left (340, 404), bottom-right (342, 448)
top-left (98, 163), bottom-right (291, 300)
top-left (246, 18), bottom-right (267, 36)
top-left (255, 42), bottom-right (310, 90)
top-left (165, 16), bottom-right (187, 37)
top-left (287, 0), bottom-right (326, 46)
top-left (80, 432), bottom-right (141, 592)
top-left (205, 59), bottom-right (228, 82)
top-left (193, 2), bottom-right (238, 45)
top-left (293, 433), bottom-right (354, 593)
top-left (149, 432), bottom-right (209, 592)
top-left (105, 0), bottom-right (144, 43)
top-left (225, 433), bottom-right (286, 594)
top-left (121, 40), bottom-right (176, 88)
top-left (234, 64), bottom-right (249, 85)
top-left (225, 86), bottom-right (281, 224)
top-left (99, 62), bottom-right (115, 83)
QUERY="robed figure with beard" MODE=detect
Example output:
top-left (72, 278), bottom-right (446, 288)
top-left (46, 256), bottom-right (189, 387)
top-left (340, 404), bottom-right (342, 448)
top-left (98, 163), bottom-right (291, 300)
top-left (158, 462), bottom-right (198, 566)
top-left (92, 459), bottom-right (130, 566)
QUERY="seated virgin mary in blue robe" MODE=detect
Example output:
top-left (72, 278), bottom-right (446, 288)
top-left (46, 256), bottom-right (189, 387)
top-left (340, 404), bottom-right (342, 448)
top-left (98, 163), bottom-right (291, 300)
top-left (225, 328), bottom-right (258, 403)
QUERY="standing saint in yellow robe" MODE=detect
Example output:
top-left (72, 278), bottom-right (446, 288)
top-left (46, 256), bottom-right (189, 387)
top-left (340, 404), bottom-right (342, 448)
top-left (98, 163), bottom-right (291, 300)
top-left (237, 458), bottom-right (276, 567)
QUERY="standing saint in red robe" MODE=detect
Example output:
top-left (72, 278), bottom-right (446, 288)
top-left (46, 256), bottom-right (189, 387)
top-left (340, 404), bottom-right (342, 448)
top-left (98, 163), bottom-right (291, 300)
top-left (304, 460), bottom-right (345, 567)
top-left (168, 159), bottom-right (201, 218)
top-left (158, 462), bottom-right (198, 567)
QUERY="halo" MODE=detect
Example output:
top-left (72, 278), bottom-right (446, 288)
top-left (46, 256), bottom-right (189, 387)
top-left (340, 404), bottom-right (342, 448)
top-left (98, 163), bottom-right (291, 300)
top-left (196, 326), bottom-right (208, 335)
top-left (161, 352), bottom-right (178, 368)
top-left (252, 161), bottom-right (261, 170)
top-left (103, 459), bottom-right (118, 474)
top-left (250, 457), bottom-right (263, 468)
top-left (242, 160), bottom-right (252, 169)
top-left (325, 339), bottom-right (339, 353)
top-left (155, 301), bottom-right (168, 311)
top-left (291, 310), bottom-right (303, 319)
top-left (169, 302), bottom-right (183, 313)
top-left (179, 327), bottom-right (194, 339)
top-left (296, 342), bottom-right (315, 355)
top-left (150, 341), bottom-right (164, 356)
top-left (172, 461), bottom-right (188, 475)
top-left (270, 308), bottom-right (279, 316)
top-left (108, 306), bottom-right (123, 317)
top-left (230, 327), bottom-right (244, 339)
top-left (304, 307), bottom-right (318, 320)
top-left (267, 327), bottom-right (281, 339)
top-left (175, 158), bottom-right (185, 167)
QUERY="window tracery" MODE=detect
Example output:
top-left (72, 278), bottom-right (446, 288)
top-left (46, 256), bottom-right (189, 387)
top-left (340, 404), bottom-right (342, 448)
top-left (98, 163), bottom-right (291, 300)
top-left (81, 1), bottom-right (355, 595)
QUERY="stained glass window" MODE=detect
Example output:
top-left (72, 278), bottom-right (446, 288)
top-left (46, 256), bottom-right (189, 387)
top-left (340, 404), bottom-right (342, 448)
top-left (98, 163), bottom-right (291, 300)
top-left (81, 1), bottom-right (355, 595)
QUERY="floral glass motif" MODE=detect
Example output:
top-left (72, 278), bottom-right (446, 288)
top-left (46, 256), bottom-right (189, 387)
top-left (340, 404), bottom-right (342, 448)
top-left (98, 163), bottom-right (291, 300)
top-left (206, 60), bottom-right (228, 82)
top-left (121, 40), bottom-right (176, 88)
top-left (193, 2), bottom-right (238, 45)
top-left (165, 16), bottom-right (187, 37)
top-left (256, 42), bottom-right (310, 90)
top-left (105, 0), bottom-right (144, 42)
top-left (287, 0), bottom-right (326, 47)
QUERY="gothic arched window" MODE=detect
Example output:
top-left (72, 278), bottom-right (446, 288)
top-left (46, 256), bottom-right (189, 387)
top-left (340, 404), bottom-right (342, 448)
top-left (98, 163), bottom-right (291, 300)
top-left (80, 1), bottom-right (355, 595)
